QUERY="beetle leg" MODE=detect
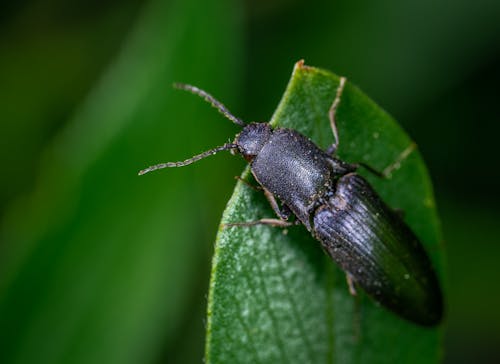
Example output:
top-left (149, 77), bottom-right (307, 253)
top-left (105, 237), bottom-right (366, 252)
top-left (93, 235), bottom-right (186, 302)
top-left (381, 142), bottom-right (416, 177)
top-left (234, 175), bottom-right (263, 191)
top-left (326, 77), bottom-right (347, 156)
top-left (263, 188), bottom-right (292, 220)
top-left (225, 180), bottom-right (299, 227)
top-left (224, 188), bottom-right (301, 228)
top-left (353, 143), bottom-right (417, 179)
top-left (345, 273), bottom-right (361, 340)
top-left (353, 162), bottom-right (385, 178)
top-left (346, 273), bottom-right (358, 296)
top-left (224, 218), bottom-right (298, 228)
top-left (237, 178), bottom-right (293, 220)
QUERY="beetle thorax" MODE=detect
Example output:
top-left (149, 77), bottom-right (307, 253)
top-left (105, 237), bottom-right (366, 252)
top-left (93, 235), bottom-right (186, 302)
top-left (234, 122), bottom-right (272, 161)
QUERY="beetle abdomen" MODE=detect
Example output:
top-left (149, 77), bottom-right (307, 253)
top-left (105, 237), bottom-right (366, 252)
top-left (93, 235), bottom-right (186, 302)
top-left (313, 173), bottom-right (443, 326)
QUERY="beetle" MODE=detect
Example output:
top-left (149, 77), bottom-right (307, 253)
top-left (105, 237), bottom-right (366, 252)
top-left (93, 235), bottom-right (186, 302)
top-left (139, 77), bottom-right (443, 326)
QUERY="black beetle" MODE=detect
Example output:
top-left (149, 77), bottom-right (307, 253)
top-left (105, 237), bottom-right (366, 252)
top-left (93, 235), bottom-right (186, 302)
top-left (139, 77), bottom-right (443, 326)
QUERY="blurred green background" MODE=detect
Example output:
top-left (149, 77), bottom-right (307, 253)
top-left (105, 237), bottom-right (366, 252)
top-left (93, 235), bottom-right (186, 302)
top-left (0, 0), bottom-right (499, 363)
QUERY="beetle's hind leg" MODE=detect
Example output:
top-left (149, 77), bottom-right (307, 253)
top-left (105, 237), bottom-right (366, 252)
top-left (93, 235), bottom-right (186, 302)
top-left (325, 77), bottom-right (347, 156)
top-left (346, 273), bottom-right (358, 296)
top-left (345, 273), bottom-right (362, 341)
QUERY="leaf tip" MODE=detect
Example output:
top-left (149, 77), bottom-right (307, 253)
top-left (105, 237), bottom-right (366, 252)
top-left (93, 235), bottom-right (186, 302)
top-left (294, 59), bottom-right (305, 69)
top-left (294, 59), bottom-right (314, 72)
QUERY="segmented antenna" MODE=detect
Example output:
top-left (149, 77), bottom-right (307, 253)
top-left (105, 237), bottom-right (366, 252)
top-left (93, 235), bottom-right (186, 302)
top-left (138, 143), bottom-right (238, 175)
top-left (174, 83), bottom-right (246, 127)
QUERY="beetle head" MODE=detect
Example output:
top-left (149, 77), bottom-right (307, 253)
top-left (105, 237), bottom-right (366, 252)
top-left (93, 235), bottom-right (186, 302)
top-left (234, 122), bottom-right (272, 161)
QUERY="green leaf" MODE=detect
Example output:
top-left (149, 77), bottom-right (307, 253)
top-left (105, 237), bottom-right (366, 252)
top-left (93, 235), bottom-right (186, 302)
top-left (205, 61), bottom-right (444, 363)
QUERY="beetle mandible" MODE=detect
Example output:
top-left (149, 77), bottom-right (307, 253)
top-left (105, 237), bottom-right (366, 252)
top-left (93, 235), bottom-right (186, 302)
top-left (139, 77), bottom-right (443, 326)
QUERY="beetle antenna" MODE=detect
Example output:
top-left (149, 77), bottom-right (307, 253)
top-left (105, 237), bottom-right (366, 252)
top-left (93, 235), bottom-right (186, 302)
top-left (174, 83), bottom-right (247, 127)
top-left (138, 143), bottom-right (238, 175)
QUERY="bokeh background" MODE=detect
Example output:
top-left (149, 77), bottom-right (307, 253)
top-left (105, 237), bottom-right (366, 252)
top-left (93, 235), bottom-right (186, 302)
top-left (0, 0), bottom-right (499, 363)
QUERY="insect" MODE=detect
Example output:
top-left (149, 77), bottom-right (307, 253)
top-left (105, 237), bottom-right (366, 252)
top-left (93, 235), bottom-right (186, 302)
top-left (139, 78), bottom-right (443, 326)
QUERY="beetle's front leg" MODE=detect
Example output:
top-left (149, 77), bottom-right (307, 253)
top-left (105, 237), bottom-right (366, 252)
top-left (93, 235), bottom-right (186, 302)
top-left (224, 186), bottom-right (300, 228)
top-left (263, 188), bottom-right (291, 220)
top-left (234, 175), bottom-right (263, 191)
